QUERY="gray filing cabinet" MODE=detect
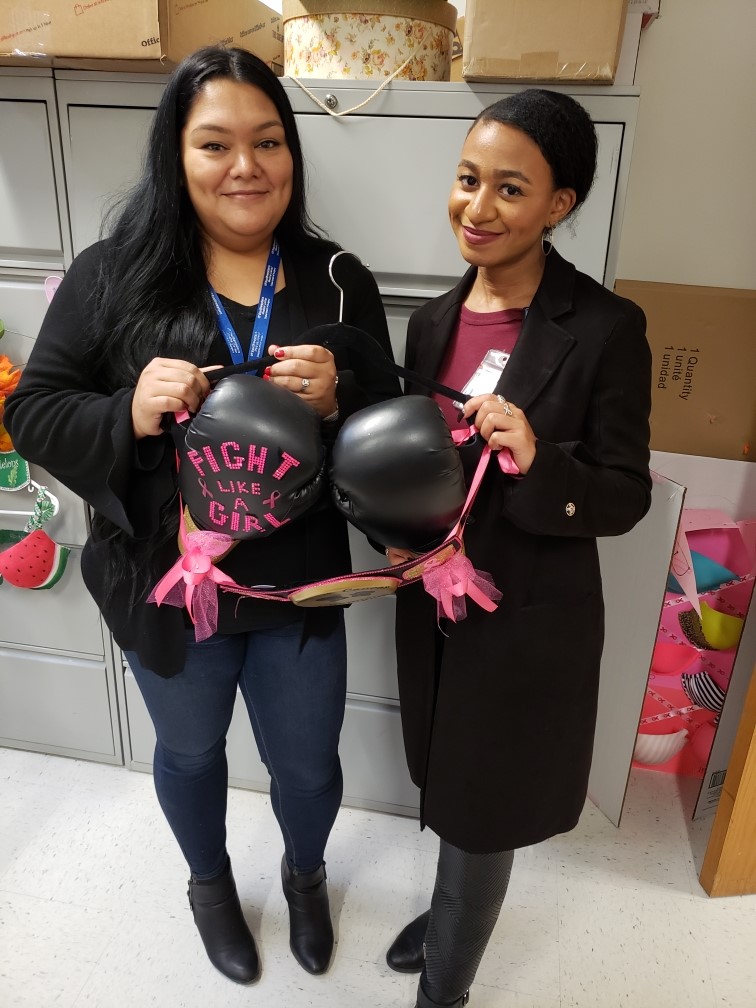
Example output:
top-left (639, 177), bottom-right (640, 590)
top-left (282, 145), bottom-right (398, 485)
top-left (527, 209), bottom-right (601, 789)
top-left (3, 70), bottom-right (639, 814)
top-left (0, 69), bottom-right (123, 764)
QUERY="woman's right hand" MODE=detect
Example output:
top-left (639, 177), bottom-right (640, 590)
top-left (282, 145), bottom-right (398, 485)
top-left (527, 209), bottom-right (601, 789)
top-left (131, 358), bottom-right (211, 439)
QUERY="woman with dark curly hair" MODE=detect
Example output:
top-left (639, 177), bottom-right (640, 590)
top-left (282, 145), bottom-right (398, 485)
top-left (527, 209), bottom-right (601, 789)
top-left (384, 90), bottom-right (652, 1008)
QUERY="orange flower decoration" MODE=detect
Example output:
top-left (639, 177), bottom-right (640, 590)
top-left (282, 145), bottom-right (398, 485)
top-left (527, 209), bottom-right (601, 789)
top-left (0, 353), bottom-right (23, 452)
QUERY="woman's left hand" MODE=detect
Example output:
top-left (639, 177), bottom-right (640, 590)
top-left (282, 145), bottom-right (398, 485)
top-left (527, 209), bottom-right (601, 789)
top-left (463, 393), bottom-right (538, 475)
top-left (267, 344), bottom-right (339, 419)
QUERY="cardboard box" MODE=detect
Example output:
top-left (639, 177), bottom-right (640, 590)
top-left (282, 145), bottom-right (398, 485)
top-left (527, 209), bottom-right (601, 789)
top-left (462, 0), bottom-right (629, 83)
top-left (0, 0), bottom-right (283, 72)
top-left (615, 280), bottom-right (756, 463)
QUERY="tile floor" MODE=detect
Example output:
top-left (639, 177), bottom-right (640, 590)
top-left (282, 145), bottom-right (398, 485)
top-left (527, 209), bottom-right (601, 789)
top-left (1, 746), bottom-right (755, 1008)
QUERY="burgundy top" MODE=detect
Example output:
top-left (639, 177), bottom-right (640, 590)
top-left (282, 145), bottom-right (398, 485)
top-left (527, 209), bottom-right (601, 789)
top-left (432, 305), bottom-right (525, 430)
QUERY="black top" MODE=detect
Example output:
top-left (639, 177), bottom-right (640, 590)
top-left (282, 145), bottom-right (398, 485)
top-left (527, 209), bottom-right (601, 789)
top-left (209, 287), bottom-right (290, 366)
top-left (6, 238), bottom-right (401, 676)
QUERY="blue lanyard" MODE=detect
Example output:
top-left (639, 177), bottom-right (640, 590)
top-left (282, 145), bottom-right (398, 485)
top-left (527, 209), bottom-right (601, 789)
top-left (208, 238), bottom-right (281, 368)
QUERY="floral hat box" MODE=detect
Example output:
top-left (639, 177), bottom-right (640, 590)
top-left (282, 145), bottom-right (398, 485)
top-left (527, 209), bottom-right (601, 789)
top-left (282, 0), bottom-right (458, 80)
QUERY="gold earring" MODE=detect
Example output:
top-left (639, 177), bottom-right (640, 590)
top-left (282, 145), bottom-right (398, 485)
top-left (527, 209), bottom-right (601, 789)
top-left (542, 225), bottom-right (554, 256)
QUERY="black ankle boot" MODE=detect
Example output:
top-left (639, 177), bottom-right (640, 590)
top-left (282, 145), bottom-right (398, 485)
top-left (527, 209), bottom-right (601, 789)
top-left (187, 859), bottom-right (259, 984)
top-left (386, 908), bottom-right (430, 973)
top-left (416, 979), bottom-right (470, 1007)
top-left (281, 854), bottom-right (334, 975)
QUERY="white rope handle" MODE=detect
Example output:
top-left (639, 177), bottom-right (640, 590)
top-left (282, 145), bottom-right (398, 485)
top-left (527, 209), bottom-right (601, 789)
top-left (288, 27), bottom-right (428, 117)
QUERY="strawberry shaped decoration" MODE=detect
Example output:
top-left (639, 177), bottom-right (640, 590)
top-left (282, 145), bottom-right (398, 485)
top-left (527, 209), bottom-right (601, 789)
top-left (0, 528), bottom-right (70, 589)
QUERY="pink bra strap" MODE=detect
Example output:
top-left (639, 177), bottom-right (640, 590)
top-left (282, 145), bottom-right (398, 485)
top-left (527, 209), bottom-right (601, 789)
top-left (445, 443), bottom-right (493, 542)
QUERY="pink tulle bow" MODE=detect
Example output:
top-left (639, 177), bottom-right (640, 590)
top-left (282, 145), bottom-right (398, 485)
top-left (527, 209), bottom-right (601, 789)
top-left (422, 552), bottom-right (502, 622)
top-left (148, 530), bottom-right (237, 641)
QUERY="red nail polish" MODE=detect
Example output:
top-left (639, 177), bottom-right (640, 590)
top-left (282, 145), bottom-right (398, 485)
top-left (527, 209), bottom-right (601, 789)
top-left (274, 348), bottom-right (286, 359)
top-left (263, 367), bottom-right (271, 381)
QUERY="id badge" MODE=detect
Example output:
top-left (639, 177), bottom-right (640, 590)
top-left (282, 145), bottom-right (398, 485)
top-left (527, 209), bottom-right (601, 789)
top-left (454, 349), bottom-right (509, 410)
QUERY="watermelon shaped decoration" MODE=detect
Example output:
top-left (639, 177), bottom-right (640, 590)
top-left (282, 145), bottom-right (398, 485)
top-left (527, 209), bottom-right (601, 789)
top-left (0, 529), bottom-right (25, 584)
top-left (0, 528), bottom-right (70, 589)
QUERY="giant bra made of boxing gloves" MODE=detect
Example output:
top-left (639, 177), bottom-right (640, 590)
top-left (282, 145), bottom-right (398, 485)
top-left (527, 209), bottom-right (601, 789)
top-left (178, 373), bottom-right (327, 541)
top-left (150, 324), bottom-right (518, 639)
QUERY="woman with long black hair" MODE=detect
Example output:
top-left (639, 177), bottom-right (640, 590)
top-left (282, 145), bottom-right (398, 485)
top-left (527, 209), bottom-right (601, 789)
top-left (6, 46), bottom-right (399, 985)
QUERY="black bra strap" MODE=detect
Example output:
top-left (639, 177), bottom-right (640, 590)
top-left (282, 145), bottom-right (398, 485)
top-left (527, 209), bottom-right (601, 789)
top-left (206, 329), bottom-right (469, 405)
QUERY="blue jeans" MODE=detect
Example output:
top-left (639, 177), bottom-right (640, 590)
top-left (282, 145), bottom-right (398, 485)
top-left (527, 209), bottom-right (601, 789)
top-left (126, 616), bottom-right (347, 879)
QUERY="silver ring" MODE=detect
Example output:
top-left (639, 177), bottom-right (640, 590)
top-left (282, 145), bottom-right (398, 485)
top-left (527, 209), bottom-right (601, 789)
top-left (496, 394), bottom-right (513, 416)
top-left (301, 378), bottom-right (310, 391)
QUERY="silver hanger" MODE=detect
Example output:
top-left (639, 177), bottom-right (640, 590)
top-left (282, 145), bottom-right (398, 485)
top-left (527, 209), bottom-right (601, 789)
top-left (328, 250), bottom-right (351, 323)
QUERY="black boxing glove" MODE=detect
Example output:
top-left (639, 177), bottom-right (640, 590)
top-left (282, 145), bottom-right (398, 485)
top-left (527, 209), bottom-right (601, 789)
top-left (179, 375), bottom-right (325, 540)
top-left (330, 396), bottom-right (466, 552)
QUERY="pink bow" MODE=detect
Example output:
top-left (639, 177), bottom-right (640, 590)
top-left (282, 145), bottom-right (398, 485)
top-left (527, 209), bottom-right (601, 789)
top-left (148, 530), bottom-right (236, 641)
top-left (422, 552), bottom-right (502, 622)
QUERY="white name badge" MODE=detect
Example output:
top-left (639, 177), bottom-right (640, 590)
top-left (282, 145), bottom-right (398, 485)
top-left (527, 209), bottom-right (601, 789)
top-left (454, 349), bottom-right (510, 410)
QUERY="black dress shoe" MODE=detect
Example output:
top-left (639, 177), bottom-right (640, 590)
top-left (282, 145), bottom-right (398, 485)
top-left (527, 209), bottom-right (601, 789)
top-left (281, 854), bottom-right (334, 974)
top-left (187, 858), bottom-right (259, 984)
top-left (386, 908), bottom-right (430, 973)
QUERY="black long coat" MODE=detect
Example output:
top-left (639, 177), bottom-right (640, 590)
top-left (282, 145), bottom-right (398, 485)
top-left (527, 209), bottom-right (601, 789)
top-left (396, 250), bottom-right (652, 854)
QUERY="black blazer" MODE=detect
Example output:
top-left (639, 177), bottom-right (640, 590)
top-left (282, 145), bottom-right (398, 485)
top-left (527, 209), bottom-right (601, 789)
top-left (396, 250), bottom-right (652, 853)
top-left (6, 238), bottom-right (401, 677)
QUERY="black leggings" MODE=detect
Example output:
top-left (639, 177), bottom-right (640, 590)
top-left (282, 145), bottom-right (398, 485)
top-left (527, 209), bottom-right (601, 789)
top-left (422, 839), bottom-right (514, 1004)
